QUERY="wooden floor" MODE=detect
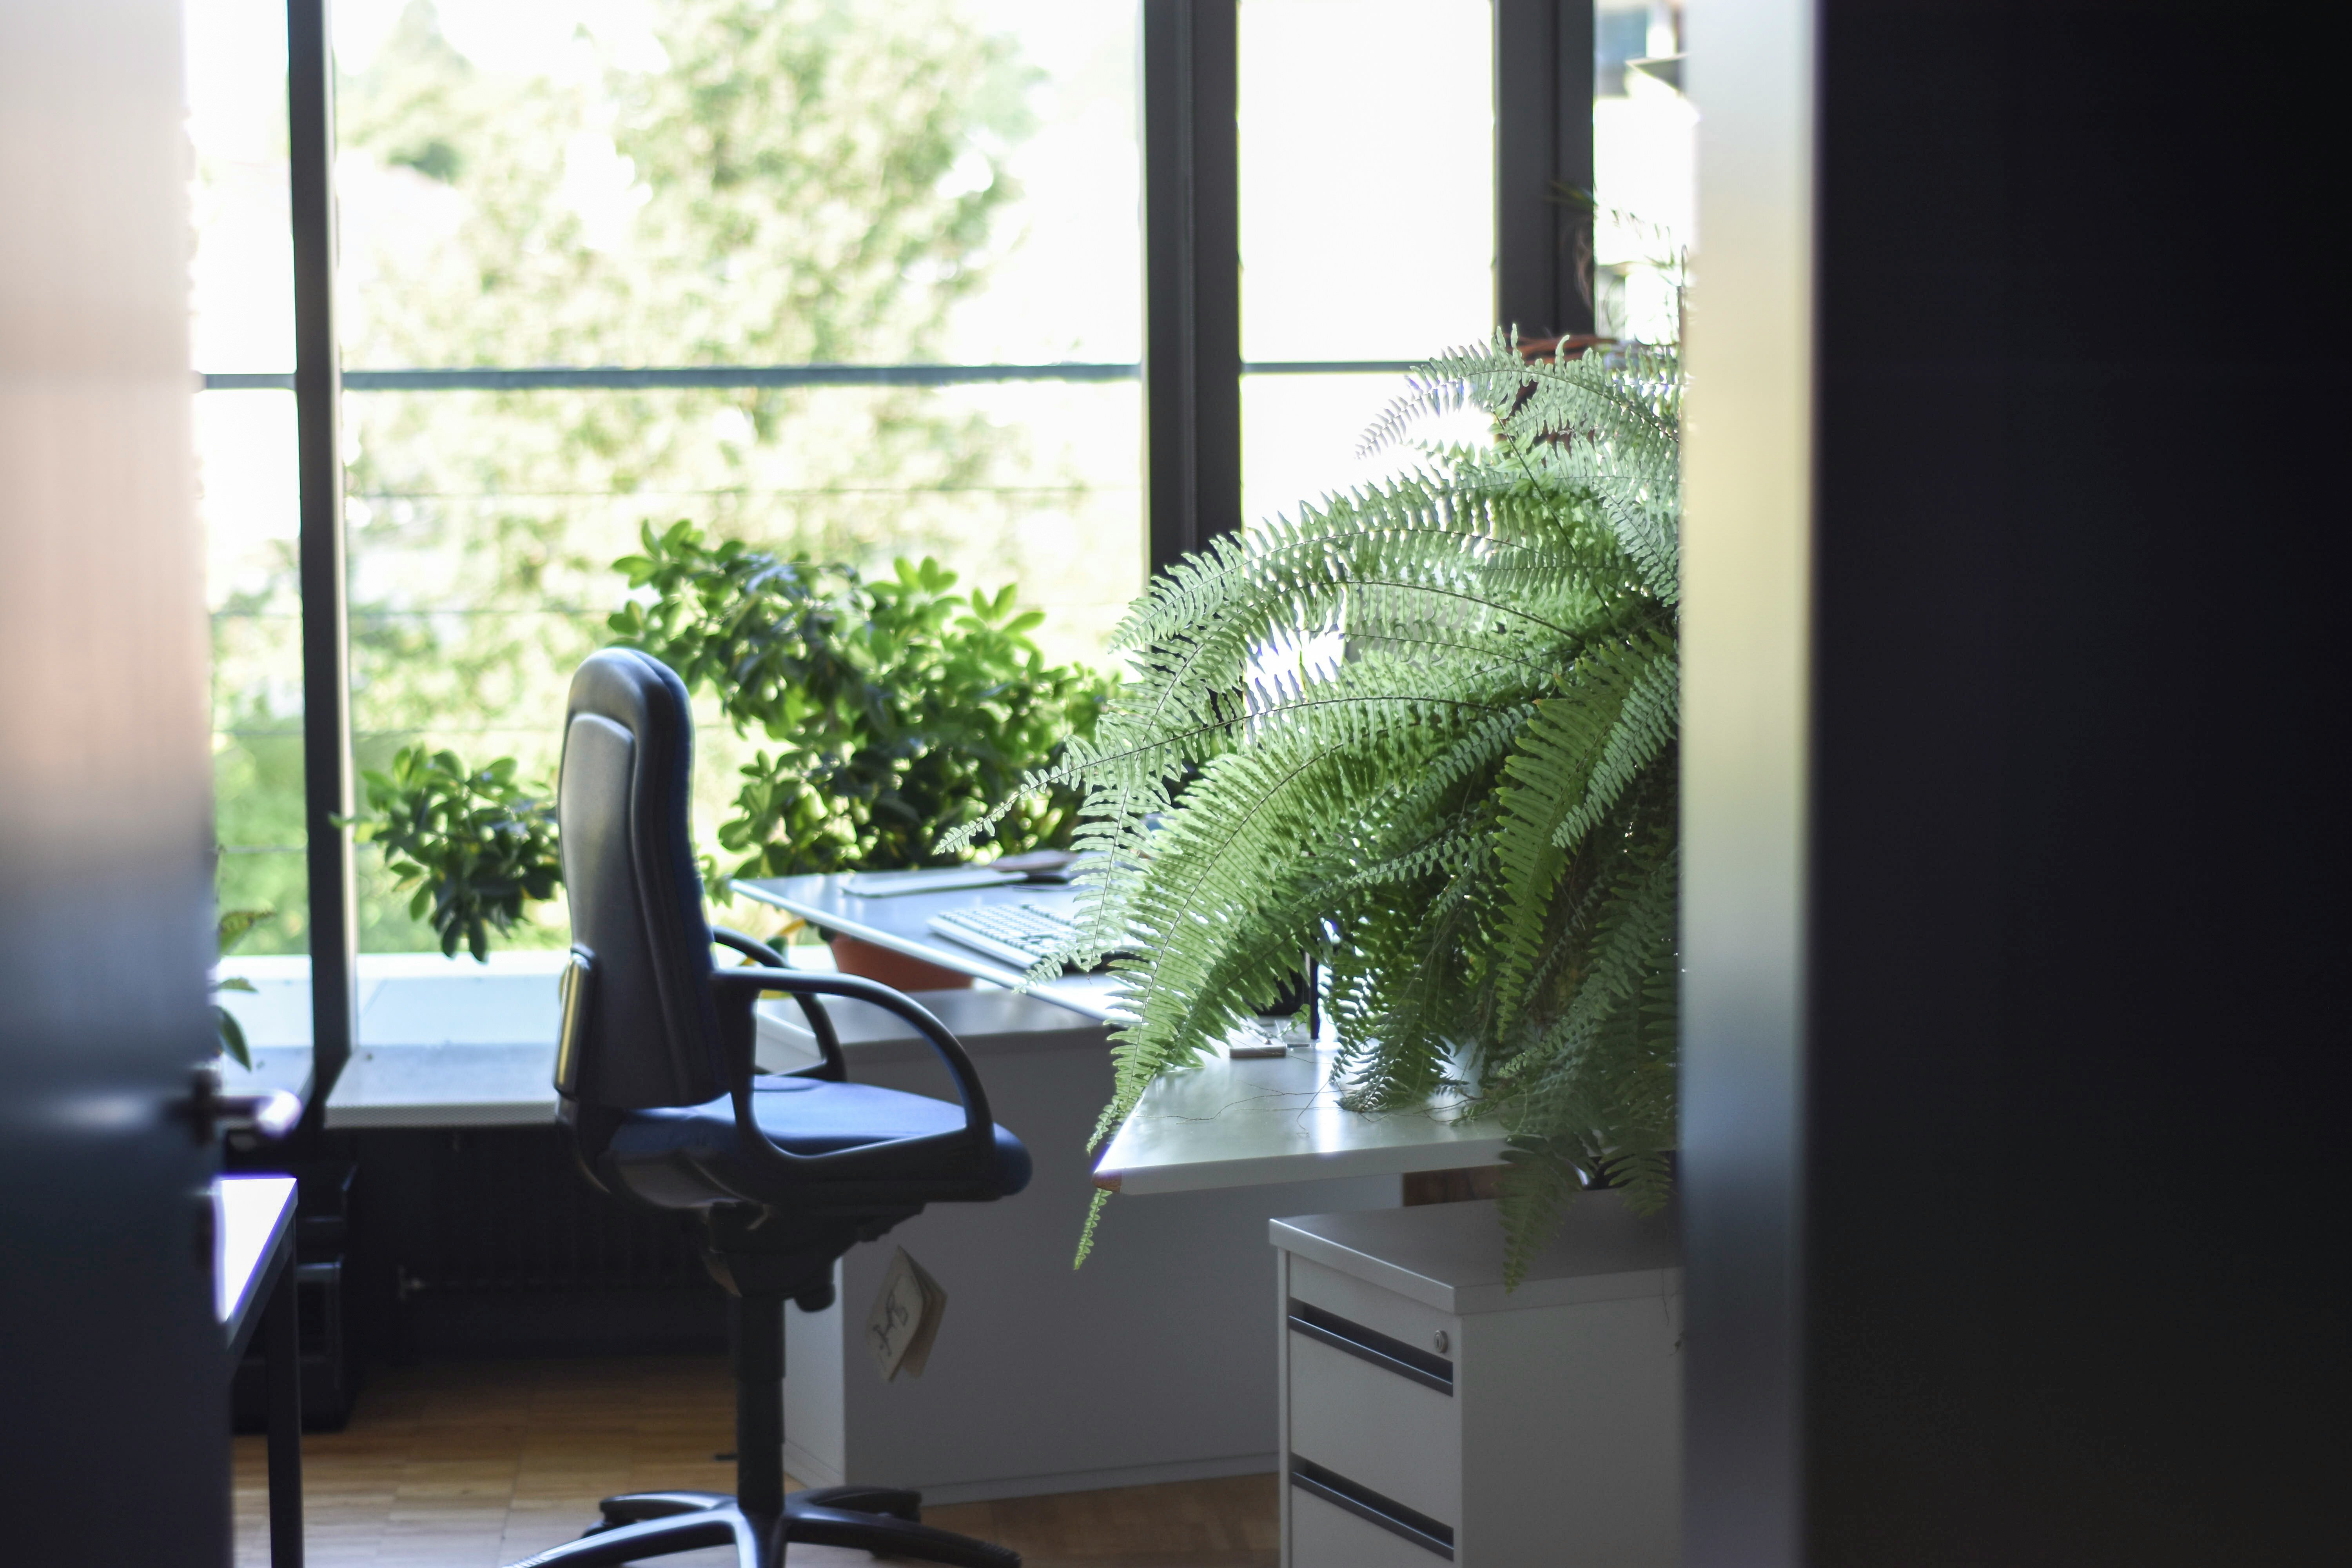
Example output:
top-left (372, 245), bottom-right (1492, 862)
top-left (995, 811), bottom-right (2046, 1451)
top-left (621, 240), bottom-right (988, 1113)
top-left (232, 1356), bottom-right (1278, 1567)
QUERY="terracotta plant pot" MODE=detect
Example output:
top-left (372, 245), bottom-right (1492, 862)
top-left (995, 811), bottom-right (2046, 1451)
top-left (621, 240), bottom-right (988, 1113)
top-left (826, 934), bottom-right (975, 993)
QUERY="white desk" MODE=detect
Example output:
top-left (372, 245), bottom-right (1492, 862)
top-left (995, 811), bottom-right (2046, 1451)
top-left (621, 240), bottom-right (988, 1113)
top-left (328, 956), bottom-right (570, 1127)
top-left (755, 985), bottom-right (1401, 1504)
top-left (219, 953), bottom-right (572, 1129)
top-left (217, 1174), bottom-right (302, 1568)
top-left (210, 940), bottom-right (1102, 1129)
top-left (1091, 1046), bottom-right (1506, 1196)
top-left (321, 978), bottom-right (1083, 1129)
top-left (223, 951), bottom-right (866, 1128)
top-left (217, 1046), bottom-right (314, 1118)
top-left (737, 873), bottom-right (1508, 1195)
top-left (329, 1045), bottom-right (556, 1127)
top-left (230, 916), bottom-right (1503, 1195)
top-left (730, 873), bottom-right (1128, 1021)
top-left (216, 1174), bottom-right (299, 1345)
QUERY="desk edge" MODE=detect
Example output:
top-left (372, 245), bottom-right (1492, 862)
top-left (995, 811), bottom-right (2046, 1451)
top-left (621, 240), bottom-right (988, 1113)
top-left (218, 1174), bottom-right (299, 1352)
top-left (1093, 1133), bottom-right (1510, 1196)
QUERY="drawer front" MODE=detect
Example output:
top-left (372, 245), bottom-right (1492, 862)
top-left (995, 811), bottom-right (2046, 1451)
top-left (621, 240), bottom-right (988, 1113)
top-left (1289, 1256), bottom-right (1455, 1353)
top-left (1290, 1470), bottom-right (1453, 1566)
top-left (1289, 1326), bottom-right (1461, 1526)
top-left (1290, 1298), bottom-right (1453, 1393)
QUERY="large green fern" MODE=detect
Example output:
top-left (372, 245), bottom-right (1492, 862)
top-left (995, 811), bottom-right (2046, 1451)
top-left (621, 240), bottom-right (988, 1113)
top-left (950, 336), bottom-right (1682, 1279)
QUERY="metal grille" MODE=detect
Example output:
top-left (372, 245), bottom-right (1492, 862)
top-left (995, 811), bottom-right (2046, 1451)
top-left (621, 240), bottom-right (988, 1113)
top-left (409, 1128), bottom-right (706, 1295)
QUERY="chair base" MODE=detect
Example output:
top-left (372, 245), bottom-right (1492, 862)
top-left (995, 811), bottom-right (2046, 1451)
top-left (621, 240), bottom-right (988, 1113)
top-left (498, 1212), bottom-right (1018, 1566)
top-left (503, 1486), bottom-right (1021, 1567)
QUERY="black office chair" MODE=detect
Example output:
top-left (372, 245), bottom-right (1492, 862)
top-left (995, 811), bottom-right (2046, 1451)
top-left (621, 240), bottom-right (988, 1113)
top-left (514, 648), bottom-right (1031, 1568)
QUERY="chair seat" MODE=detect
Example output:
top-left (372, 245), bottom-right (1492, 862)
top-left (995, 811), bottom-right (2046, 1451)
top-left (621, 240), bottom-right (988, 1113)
top-left (602, 1075), bottom-right (1032, 1209)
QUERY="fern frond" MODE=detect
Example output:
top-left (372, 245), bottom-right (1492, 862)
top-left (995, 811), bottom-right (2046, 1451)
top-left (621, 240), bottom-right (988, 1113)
top-left (1040, 335), bottom-right (1682, 1280)
top-left (1488, 633), bottom-right (1674, 1033)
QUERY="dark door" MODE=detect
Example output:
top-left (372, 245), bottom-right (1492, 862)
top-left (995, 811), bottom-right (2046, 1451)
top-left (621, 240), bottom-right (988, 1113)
top-left (0, 4), bottom-right (230, 1558)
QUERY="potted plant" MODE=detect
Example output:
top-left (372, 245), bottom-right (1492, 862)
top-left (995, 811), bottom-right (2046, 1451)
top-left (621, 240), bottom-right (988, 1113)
top-left (212, 906), bottom-right (272, 1068)
top-left (351, 747), bottom-right (563, 961)
top-left (608, 530), bottom-right (1112, 987)
top-left (352, 541), bottom-right (1108, 986)
top-left (952, 336), bottom-right (1682, 1276)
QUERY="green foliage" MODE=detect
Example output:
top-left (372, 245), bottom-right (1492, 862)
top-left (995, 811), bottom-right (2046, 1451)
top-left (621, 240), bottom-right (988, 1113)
top-left (212, 907), bottom-right (273, 1069)
top-left (210, 684), bottom-right (314, 956)
top-left (339, 531), bottom-right (1104, 958)
top-left (612, 523), bottom-right (1112, 878)
top-left (217, 908), bottom-right (274, 950)
top-left (352, 746), bottom-right (563, 962)
top-left (954, 337), bottom-right (1684, 1279)
top-left (337, 0), bottom-right (1034, 371)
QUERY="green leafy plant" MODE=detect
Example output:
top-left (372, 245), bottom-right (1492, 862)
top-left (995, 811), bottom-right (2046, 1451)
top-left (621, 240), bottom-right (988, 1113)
top-left (352, 747), bottom-right (562, 961)
top-left (611, 525), bottom-right (1114, 878)
top-left (213, 907), bottom-right (272, 1068)
top-left (953, 336), bottom-right (1683, 1278)
top-left (343, 541), bottom-right (1105, 958)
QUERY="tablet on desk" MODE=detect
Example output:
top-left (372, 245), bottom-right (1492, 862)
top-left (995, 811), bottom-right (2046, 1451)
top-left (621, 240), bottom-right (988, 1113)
top-left (730, 869), bottom-right (1128, 1016)
top-left (840, 851), bottom-right (1080, 898)
top-left (988, 848), bottom-right (1080, 883)
top-left (841, 866), bottom-right (1024, 897)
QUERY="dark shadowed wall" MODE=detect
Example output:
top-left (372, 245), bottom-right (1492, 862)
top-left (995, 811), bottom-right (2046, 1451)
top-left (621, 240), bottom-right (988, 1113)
top-left (1683, 3), bottom-right (2344, 1564)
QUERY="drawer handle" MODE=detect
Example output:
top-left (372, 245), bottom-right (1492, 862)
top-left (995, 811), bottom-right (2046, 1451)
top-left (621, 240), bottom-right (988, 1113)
top-left (1290, 1455), bottom-right (1455, 1560)
top-left (1288, 1298), bottom-right (1454, 1394)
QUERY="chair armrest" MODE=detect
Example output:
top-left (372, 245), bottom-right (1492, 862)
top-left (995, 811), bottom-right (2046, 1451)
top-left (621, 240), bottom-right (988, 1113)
top-left (711, 926), bottom-right (788, 967)
top-left (706, 967), bottom-right (997, 1180)
top-left (711, 927), bottom-right (844, 1079)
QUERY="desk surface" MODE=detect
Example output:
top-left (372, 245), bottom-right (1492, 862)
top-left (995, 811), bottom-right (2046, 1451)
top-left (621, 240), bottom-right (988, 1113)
top-left (740, 874), bottom-right (1508, 1194)
top-left (273, 882), bottom-right (1499, 1193)
top-left (216, 1174), bottom-right (298, 1352)
top-left (218, 1045), bottom-right (314, 1112)
top-left (321, 987), bottom-right (1099, 1128)
top-left (329, 1044), bottom-right (558, 1128)
top-left (1090, 1046), bottom-right (1506, 1196)
top-left (732, 873), bottom-right (1129, 1022)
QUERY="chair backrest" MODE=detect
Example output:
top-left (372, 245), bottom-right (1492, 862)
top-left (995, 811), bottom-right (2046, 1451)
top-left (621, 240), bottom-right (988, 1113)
top-left (553, 648), bottom-right (724, 1112)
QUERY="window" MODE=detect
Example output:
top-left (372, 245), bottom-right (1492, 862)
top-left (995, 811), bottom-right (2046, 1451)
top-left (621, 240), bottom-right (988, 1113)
top-left (1593, 1), bottom-right (1689, 341)
top-left (198, 0), bottom-right (1147, 981)
top-left (194, 0), bottom-right (1657, 1070)
top-left (329, 0), bottom-right (1144, 955)
top-left (189, 0), bottom-right (308, 1007)
top-left (1235, 0), bottom-right (1495, 530)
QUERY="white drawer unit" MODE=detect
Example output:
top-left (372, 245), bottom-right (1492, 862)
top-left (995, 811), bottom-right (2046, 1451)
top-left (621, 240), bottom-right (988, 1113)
top-left (1272, 1195), bottom-right (1682, 1566)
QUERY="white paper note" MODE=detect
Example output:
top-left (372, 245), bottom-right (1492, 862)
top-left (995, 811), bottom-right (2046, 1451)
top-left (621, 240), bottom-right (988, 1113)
top-left (866, 1247), bottom-right (949, 1381)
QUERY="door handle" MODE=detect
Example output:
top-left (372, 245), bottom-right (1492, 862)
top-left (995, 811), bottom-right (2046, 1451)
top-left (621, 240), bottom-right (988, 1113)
top-left (183, 1065), bottom-right (303, 1145)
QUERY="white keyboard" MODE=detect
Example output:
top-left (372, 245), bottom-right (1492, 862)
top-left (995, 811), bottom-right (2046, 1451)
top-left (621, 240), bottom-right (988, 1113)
top-left (926, 901), bottom-right (1081, 969)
